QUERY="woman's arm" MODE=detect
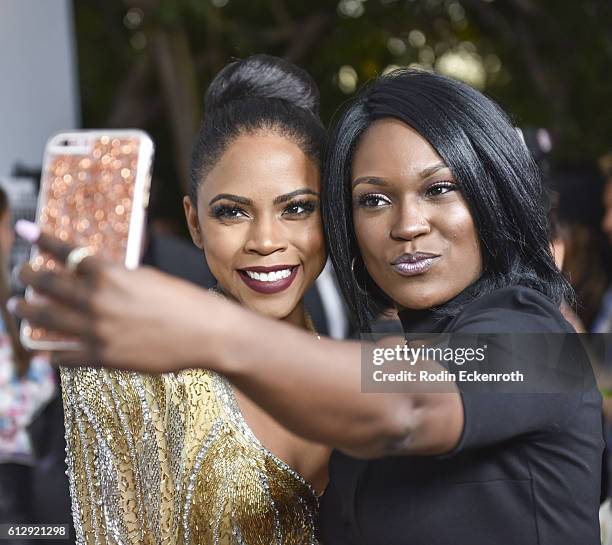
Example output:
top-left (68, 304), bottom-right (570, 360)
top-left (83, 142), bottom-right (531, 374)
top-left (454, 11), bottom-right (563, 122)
top-left (11, 225), bottom-right (463, 459)
top-left (213, 308), bottom-right (463, 459)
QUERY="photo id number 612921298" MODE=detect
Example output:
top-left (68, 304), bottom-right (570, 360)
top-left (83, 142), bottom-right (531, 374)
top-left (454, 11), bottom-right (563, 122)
top-left (0, 524), bottom-right (69, 540)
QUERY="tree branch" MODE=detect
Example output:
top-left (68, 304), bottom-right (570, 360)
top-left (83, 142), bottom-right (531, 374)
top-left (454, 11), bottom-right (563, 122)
top-left (149, 26), bottom-right (200, 196)
top-left (106, 54), bottom-right (161, 127)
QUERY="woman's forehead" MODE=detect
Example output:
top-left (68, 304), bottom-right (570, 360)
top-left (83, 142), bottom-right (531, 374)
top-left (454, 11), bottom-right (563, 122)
top-left (199, 134), bottom-right (320, 203)
top-left (352, 119), bottom-right (446, 179)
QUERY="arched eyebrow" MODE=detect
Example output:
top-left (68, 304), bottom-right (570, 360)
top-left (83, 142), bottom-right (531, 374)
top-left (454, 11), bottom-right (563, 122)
top-left (208, 189), bottom-right (319, 207)
top-left (419, 162), bottom-right (449, 179)
top-left (351, 177), bottom-right (387, 189)
top-left (209, 194), bottom-right (252, 206)
top-left (352, 162), bottom-right (450, 188)
top-left (273, 188), bottom-right (319, 205)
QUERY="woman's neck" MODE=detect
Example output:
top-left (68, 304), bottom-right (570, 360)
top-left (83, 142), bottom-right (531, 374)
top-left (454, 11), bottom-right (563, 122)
top-left (212, 285), bottom-right (309, 331)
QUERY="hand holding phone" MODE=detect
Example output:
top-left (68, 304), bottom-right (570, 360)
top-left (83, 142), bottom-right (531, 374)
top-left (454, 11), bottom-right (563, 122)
top-left (21, 130), bottom-right (154, 350)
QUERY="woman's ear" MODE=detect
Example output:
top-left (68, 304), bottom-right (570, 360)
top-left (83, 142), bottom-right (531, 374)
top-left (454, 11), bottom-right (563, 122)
top-left (183, 196), bottom-right (202, 249)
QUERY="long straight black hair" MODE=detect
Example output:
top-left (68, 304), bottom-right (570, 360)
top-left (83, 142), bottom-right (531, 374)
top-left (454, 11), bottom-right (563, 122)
top-left (322, 69), bottom-right (574, 332)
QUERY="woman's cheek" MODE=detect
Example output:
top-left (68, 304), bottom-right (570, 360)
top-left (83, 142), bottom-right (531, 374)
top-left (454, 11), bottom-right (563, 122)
top-left (354, 213), bottom-right (385, 260)
top-left (298, 219), bottom-right (325, 257)
top-left (202, 226), bottom-right (240, 285)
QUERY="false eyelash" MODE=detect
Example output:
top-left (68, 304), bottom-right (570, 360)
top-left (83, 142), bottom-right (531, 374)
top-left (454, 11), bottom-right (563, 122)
top-left (211, 204), bottom-right (245, 219)
top-left (284, 199), bottom-right (317, 214)
top-left (426, 180), bottom-right (458, 196)
top-left (356, 193), bottom-right (390, 207)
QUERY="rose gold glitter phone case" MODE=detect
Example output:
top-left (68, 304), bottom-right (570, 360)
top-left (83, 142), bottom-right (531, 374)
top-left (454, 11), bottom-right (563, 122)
top-left (20, 130), bottom-right (154, 350)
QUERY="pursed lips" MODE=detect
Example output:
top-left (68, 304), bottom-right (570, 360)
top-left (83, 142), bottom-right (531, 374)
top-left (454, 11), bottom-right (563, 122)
top-left (391, 251), bottom-right (440, 265)
top-left (390, 252), bottom-right (440, 277)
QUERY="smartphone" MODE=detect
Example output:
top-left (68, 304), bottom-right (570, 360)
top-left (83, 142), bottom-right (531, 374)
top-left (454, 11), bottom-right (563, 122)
top-left (20, 130), bottom-right (154, 350)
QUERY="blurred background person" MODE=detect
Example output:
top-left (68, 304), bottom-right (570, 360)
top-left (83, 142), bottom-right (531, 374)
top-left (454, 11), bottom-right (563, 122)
top-left (0, 186), bottom-right (55, 543)
top-left (553, 166), bottom-right (610, 332)
top-left (592, 154), bottom-right (612, 333)
top-left (520, 127), bottom-right (588, 332)
top-left (598, 150), bottom-right (612, 544)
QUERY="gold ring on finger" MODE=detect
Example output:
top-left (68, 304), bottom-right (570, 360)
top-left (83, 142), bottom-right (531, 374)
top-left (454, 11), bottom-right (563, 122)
top-left (65, 246), bottom-right (95, 274)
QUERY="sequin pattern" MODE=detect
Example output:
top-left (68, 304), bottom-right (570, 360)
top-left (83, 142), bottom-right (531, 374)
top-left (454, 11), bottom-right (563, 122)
top-left (61, 367), bottom-right (320, 545)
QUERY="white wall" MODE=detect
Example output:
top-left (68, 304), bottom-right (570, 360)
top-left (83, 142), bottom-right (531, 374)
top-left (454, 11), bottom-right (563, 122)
top-left (0, 0), bottom-right (80, 176)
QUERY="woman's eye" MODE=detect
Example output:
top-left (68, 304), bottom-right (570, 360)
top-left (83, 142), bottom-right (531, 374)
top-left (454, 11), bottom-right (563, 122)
top-left (357, 194), bottom-right (391, 208)
top-left (282, 200), bottom-right (316, 216)
top-left (426, 182), bottom-right (457, 197)
top-left (212, 205), bottom-right (247, 219)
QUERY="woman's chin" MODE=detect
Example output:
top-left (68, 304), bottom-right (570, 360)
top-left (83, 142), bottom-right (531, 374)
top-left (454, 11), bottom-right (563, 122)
top-left (393, 289), bottom-right (446, 311)
top-left (241, 296), bottom-right (300, 321)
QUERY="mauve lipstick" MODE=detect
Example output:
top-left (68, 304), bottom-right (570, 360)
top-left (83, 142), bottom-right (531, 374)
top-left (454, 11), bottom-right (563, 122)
top-left (391, 252), bottom-right (440, 277)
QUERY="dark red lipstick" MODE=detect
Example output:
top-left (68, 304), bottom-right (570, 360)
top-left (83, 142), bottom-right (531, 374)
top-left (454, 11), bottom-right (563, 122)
top-left (238, 265), bottom-right (299, 294)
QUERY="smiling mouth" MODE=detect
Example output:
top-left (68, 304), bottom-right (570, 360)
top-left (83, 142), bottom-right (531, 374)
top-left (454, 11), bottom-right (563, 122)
top-left (238, 265), bottom-right (299, 294)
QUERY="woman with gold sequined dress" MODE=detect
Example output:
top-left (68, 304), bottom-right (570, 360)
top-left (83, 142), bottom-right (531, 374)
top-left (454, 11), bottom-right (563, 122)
top-left (57, 55), bottom-right (330, 545)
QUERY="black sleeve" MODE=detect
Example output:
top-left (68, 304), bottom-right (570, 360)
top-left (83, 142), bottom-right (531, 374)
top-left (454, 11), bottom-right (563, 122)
top-left (443, 286), bottom-right (593, 455)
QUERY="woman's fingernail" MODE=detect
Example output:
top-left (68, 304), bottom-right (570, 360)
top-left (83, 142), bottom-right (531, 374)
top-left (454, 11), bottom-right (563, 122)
top-left (15, 220), bottom-right (40, 243)
top-left (6, 296), bottom-right (19, 314)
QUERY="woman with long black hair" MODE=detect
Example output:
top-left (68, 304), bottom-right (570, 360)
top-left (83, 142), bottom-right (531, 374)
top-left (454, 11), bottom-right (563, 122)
top-left (12, 68), bottom-right (603, 544)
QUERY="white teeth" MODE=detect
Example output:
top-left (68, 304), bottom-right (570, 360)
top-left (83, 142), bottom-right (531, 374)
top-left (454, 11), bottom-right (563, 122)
top-left (245, 268), bottom-right (292, 282)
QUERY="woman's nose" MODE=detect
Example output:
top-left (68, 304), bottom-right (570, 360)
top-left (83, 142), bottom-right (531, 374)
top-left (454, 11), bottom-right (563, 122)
top-left (244, 216), bottom-right (288, 255)
top-left (390, 201), bottom-right (430, 241)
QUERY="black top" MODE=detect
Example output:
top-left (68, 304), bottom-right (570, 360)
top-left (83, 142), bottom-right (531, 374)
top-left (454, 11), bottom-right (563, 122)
top-left (319, 285), bottom-right (603, 545)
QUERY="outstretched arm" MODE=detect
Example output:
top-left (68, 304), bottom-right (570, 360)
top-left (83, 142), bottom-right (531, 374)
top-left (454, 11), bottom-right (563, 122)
top-left (211, 309), bottom-right (463, 458)
top-left (11, 223), bottom-right (463, 459)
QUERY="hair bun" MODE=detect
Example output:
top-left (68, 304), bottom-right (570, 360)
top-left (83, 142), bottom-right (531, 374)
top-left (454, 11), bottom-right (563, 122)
top-left (204, 54), bottom-right (320, 116)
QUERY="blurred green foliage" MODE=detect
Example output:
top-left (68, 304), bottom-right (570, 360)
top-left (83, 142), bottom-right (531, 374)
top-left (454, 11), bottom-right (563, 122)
top-left (74, 0), bottom-right (612, 222)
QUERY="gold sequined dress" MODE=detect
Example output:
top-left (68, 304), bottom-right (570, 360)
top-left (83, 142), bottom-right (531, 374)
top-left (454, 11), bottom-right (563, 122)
top-left (61, 366), bottom-right (319, 545)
